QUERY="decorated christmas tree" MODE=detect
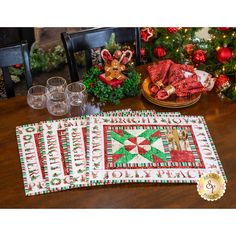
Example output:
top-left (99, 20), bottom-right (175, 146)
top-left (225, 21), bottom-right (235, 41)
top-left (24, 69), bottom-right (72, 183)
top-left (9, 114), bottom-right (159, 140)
top-left (201, 28), bottom-right (236, 76)
top-left (140, 27), bottom-right (202, 64)
top-left (203, 28), bottom-right (236, 101)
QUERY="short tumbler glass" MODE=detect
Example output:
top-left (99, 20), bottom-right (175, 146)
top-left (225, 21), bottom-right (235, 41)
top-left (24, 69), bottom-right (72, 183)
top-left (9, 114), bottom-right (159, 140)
top-left (27, 85), bottom-right (47, 109)
top-left (46, 91), bottom-right (69, 116)
top-left (46, 76), bottom-right (67, 93)
top-left (66, 82), bottom-right (87, 116)
top-left (46, 76), bottom-right (68, 116)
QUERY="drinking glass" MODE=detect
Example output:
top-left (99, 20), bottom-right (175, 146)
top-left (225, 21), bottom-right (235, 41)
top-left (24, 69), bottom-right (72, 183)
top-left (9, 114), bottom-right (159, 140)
top-left (66, 82), bottom-right (87, 116)
top-left (46, 76), bottom-right (67, 93)
top-left (46, 91), bottom-right (69, 116)
top-left (27, 85), bottom-right (47, 109)
top-left (46, 76), bottom-right (68, 116)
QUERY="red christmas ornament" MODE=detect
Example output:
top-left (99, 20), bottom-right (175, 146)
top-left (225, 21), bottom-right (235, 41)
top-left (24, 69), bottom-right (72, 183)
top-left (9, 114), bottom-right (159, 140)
top-left (154, 47), bottom-right (166, 58)
top-left (166, 27), bottom-right (179, 33)
top-left (14, 64), bottom-right (22, 69)
top-left (140, 47), bottom-right (145, 57)
top-left (217, 27), bottom-right (231, 31)
top-left (113, 50), bottom-right (122, 59)
top-left (216, 47), bottom-right (233, 63)
top-left (184, 44), bottom-right (194, 55)
top-left (141, 27), bottom-right (155, 42)
top-left (193, 50), bottom-right (206, 64)
top-left (214, 74), bottom-right (231, 92)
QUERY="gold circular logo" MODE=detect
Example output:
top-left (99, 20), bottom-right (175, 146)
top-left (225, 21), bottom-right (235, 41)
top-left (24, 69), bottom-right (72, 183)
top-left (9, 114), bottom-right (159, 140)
top-left (197, 172), bottom-right (226, 201)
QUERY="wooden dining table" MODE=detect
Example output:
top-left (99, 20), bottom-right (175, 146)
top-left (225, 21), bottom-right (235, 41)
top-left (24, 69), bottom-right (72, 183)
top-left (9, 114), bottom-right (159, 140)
top-left (0, 64), bottom-right (236, 208)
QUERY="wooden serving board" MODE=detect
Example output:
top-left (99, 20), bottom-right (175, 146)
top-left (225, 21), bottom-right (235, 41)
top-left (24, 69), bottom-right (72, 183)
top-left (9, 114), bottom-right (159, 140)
top-left (141, 77), bottom-right (201, 108)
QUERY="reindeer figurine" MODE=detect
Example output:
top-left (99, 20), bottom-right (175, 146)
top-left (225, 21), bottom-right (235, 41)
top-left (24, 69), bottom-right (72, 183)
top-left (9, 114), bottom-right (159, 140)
top-left (101, 49), bottom-right (132, 82)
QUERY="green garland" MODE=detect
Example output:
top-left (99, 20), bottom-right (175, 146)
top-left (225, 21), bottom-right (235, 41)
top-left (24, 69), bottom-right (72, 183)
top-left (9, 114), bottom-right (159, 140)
top-left (30, 43), bottom-right (66, 72)
top-left (83, 66), bottom-right (141, 104)
top-left (9, 43), bottom-right (67, 78)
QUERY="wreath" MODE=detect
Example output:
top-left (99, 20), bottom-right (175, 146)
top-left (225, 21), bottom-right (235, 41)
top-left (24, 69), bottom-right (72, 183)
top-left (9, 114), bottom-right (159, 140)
top-left (83, 33), bottom-right (141, 104)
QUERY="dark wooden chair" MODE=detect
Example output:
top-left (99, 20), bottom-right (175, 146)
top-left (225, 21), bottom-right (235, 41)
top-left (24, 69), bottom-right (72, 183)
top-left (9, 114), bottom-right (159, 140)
top-left (61, 27), bottom-right (141, 82)
top-left (0, 41), bottom-right (32, 98)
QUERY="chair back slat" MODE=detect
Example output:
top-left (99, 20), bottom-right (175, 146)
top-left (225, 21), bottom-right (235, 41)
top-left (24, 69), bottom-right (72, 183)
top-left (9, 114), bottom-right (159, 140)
top-left (0, 41), bottom-right (32, 98)
top-left (70, 28), bottom-right (137, 51)
top-left (21, 43), bottom-right (33, 89)
top-left (85, 49), bottom-right (93, 69)
top-left (2, 67), bottom-right (15, 97)
top-left (0, 45), bottom-right (24, 67)
top-left (61, 27), bottom-right (141, 82)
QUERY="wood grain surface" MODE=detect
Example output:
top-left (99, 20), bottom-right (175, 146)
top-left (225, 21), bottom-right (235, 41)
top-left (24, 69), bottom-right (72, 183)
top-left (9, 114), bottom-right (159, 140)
top-left (0, 64), bottom-right (235, 208)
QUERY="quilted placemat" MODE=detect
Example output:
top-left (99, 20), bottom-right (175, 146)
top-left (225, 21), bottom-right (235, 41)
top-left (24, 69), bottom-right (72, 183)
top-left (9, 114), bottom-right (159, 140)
top-left (87, 115), bottom-right (226, 184)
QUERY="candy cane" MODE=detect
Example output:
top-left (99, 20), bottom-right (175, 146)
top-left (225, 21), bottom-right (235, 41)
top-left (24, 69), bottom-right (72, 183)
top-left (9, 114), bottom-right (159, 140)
top-left (119, 50), bottom-right (133, 64)
top-left (101, 49), bottom-right (113, 62)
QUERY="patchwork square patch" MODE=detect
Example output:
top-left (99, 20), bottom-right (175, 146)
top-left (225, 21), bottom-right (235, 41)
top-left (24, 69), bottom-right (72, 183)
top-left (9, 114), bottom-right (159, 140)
top-left (104, 125), bottom-right (204, 169)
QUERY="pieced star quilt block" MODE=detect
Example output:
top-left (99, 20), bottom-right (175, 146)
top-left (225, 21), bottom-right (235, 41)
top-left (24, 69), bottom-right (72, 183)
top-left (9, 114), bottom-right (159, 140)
top-left (108, 127), bottom-right (167, 168)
